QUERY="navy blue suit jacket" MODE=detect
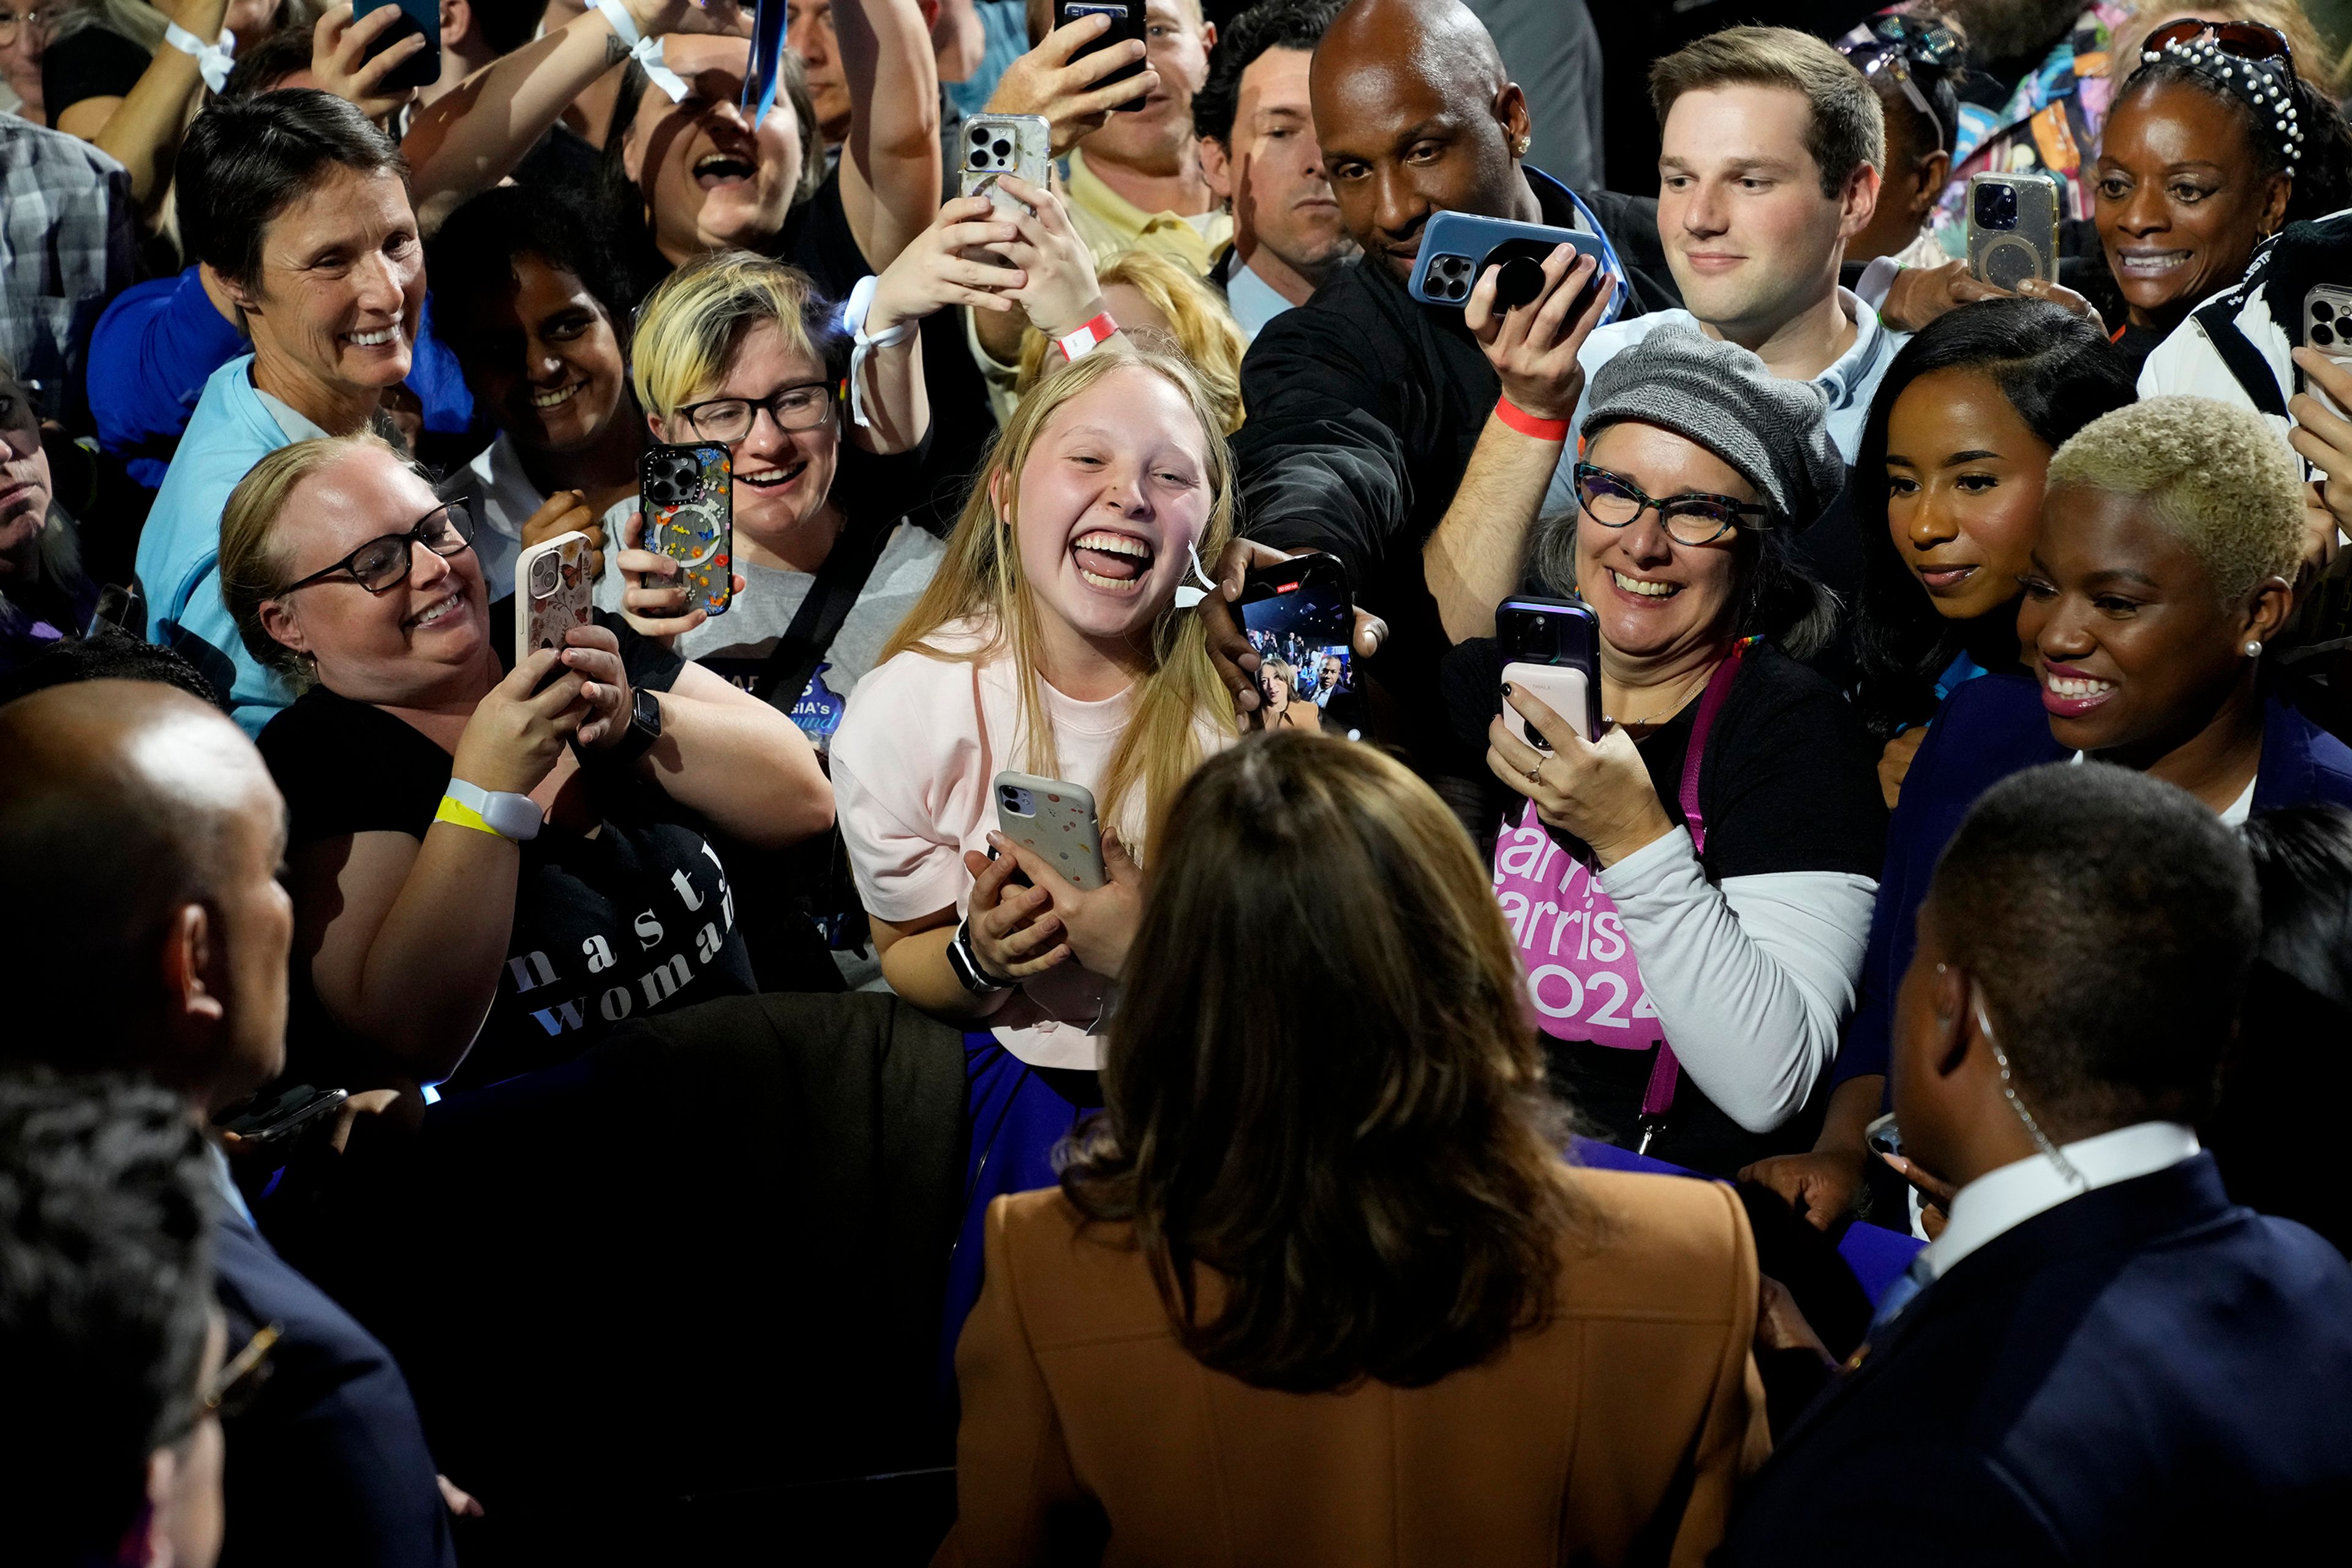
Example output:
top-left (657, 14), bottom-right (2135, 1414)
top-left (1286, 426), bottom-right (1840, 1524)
top-left (1721, 1155), bottom-right (2352, 1565)
top-left (1836, 674), bottom-right (2352, 1086)
top-left (213, 1210), bottom-right (456, 1568)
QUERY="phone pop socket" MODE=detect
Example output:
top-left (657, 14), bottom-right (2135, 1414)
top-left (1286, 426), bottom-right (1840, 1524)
top-left (1494, 255), bottom-right (1549, 311)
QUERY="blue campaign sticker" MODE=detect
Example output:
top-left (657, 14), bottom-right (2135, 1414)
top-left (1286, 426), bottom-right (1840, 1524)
top-left (790, 663), bottom-right (846, 742)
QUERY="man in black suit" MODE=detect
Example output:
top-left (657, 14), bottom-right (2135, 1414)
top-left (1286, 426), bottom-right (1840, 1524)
top-left (1724, 762), bottom-right (2352, 1565)
top-left (0, 680), bottom-right (458, 1568)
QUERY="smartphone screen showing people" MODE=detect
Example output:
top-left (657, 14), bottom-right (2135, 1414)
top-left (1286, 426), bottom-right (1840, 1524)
top-left (1238, 554), bottom-right (1366, 739)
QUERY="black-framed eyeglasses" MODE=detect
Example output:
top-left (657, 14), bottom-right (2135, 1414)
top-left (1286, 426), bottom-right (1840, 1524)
top-left (1574, 462), bottom-right (1765, 546)
top-left (277, 502), bottom-right (476, 597)
top-left (676, 380), bottom-right (836, 445)
top-left (203, 1322), bottom-right (281, 1423)
top-left (0, 6), bottom-right (55, 43)
top-left (2143, 18), bottom-right (2293, 70)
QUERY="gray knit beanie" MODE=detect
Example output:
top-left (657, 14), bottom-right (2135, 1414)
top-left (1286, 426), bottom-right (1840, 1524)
top-left (1580, 323), bottom-right (1845, 527)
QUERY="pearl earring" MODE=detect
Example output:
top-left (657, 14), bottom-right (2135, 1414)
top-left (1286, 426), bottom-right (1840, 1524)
top-left (1515, 136), bottom-right (1530, 156)
top-left (2246, 639), bottom-right (2264, 658)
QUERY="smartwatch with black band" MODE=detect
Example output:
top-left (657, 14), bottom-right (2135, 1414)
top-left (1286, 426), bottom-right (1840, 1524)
top-left (946, 916), bottom-right (1012, 996)
top-left (585, 685), bottom-right (663, 767)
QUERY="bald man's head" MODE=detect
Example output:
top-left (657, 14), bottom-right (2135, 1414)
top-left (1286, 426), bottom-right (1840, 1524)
top-left (0, 682), bottom-right (292, 1109)
top-left (1310, 0), bottom-right (1537, 278)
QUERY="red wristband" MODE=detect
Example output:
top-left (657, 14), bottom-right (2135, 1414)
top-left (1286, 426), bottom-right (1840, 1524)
top-left (1054, 312), bottom-right (1120, 363)
top-left (1494, 394), bottom-right (1570, 442)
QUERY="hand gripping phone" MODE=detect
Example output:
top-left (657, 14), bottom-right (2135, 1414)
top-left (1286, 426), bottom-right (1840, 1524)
top-left (513, 529), bottom-right (595, 669)
top-left (219, 1085), bottom-right (350, 1147)
top-left (2304, 285), bottom-right (2352, 422)
top-left (1235, 550), bottom-right (1368, 741)
top-left (1408, 211), bottom-right (1615, 316)
top-left (639, 442), bottom-right (733, 618)
top-left (994, 772), bottom-right (1108, 889)
top-left (352, 0), bottom-right (442, 92)
top-left (959, 113), bottom-right (1053, 217)
top-left (1058, 0), bottom-right (1147, 111)
top-left (1497, 594), bottom-right (1600, 749)
top-left (1966, 172), bottom-right (2060, 291)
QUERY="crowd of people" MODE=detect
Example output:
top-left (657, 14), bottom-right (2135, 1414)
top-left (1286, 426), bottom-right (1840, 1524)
top-left (6, 0), bottom-right (2352, 1562)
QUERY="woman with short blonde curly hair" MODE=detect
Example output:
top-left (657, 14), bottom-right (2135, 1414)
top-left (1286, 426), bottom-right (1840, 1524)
top-left (1820, 394), bottom-right (2352, 1194)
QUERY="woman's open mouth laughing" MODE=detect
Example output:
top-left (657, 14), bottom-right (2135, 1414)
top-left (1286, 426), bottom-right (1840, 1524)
top-left (1072, 529), bottom-right (1155, 594)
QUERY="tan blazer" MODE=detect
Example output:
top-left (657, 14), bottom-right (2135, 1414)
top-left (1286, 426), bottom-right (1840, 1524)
top-left (937, 1167), bottom-right (1770, 1568)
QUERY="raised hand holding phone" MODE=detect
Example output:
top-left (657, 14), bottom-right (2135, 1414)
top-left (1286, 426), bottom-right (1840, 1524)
top-left (960, 845), bottom-right (1071, 982)
top-left (450, 649), bottom-right (590, 798)
top-left (983, 7), bottom-right (1158, 156)
top-left (1466, 246), bottom-right (1613, 423)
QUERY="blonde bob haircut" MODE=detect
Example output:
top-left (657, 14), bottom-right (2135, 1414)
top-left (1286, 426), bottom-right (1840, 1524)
top-left (2045, 395), bottom-right (2305, 604)
top-left (219, 431), bottom-right (423, 690)
top-left (631, 249), bottom-right (843, 421)
top-left (881, 346), bottom-right (1240, 853)
top-left (1013, 250), bottom-right (1249, 434)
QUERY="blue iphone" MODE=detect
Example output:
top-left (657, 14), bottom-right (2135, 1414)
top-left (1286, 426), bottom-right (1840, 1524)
top-left (1408, 212), bottom-right (1619, 320)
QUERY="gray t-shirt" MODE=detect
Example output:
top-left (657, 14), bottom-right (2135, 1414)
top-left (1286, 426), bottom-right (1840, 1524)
top-left (594, 517), bottom-right (945, 752)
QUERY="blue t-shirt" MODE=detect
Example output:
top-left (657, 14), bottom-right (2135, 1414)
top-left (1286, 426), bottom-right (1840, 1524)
top-left (90, 269), bottom-right (475, 488)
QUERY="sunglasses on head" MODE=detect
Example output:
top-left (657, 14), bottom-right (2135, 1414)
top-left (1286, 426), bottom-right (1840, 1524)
top-left (1841, 17), bottom-right (1964, 155)
top-left (2142, 18), bottom-right (2294, 69)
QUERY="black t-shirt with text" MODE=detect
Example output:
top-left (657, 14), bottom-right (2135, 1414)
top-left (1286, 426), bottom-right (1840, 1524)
top-left (257, 611), bottom-right (756, 1095)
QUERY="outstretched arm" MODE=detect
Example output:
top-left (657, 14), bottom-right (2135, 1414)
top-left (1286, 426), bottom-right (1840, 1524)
top-left (834, 0), bottom-right (943, 273)
top-left (402, 0), bottom-right (744, 233)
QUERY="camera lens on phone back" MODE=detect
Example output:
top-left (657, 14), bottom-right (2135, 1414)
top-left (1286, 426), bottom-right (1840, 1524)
top-left (2317, 324), bottom-right (2338, 347)
top-left (2318, 301), bottom-right (2337, 322)
top-left (971, 126), bottom-right (988, 143)
top-left (993, 140), bottom-right (1011, 157)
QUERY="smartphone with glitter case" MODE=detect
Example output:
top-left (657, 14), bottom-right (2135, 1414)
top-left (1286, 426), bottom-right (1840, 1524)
top-left (639, 441), bottom-right (733, 618)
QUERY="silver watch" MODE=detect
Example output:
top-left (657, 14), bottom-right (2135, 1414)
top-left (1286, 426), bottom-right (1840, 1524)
top-left (946, 916), bottom-right (1011, 995)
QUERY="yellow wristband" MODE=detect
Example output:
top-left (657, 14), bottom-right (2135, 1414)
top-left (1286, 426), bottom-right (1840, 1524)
top-left (434, 794), bottom-right (502, 837)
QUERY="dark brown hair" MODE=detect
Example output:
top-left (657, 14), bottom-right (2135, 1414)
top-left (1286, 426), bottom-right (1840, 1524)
top-left (1060, 733), bottom-right (1581, 1393)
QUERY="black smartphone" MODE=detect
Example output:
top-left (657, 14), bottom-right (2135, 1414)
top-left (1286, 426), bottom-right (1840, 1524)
top-left (1236, 552), bottom-right (1366, 741)
top-left (1058, 0), bottom-right (1148, 111)
top-left (353, 0), bottom-right (442, 92)
top-left (218, 1085), bottom-right (349, 1147)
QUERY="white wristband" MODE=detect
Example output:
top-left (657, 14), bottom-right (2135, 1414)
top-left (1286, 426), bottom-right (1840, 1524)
top-left (594, 0), bottom-right (641, 50)
top-left (843, 274), bottom-right (918, 431)
top-left (164, 21), bottom-right (236, 93)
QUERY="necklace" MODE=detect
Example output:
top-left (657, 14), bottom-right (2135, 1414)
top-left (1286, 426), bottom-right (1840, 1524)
top-left (1611, 662), bottom-right (1720, 731)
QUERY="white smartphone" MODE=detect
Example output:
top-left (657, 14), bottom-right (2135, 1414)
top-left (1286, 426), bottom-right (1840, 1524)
top-left (1500, 660), bottom-right (1598, 752)
top-left (2304, 285), bottom-right (2352, 422)
top-left (514, 529), bottom-right (595, 669)
top-left (993, 771), bottom-right (1107, 890)
top-left (959, 113), bottom-right (1052, 216)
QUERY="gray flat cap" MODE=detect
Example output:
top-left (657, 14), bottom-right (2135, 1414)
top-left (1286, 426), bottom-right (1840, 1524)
top-left (1580, 322), bottom-right (1845, 527)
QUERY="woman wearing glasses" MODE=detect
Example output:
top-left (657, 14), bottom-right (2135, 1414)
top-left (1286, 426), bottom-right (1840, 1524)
top-left (221, 432), bottom-right (831, 1093)
top-left (604, 194), bottom-right (1039, 746)
top-left (1440, 327), bottom-right (1887, 1175)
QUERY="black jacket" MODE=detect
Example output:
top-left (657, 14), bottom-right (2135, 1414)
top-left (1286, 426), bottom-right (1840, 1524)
top-left (1231, 172), bottom-right (1676, 755)
top-left (213, 1209), bottom-right (455, 1568)
top-left (1722, 1155), bottom-right (2352, 1566)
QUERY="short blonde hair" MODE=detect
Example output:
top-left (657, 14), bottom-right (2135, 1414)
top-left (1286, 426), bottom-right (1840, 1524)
top-left (219, 432), bottom-right (411, 687)
top-left (631, 250), bottom-right (842, 420)
top-left (1014, 250), bottom-right (1248, 434)
top-left (883, 345), bottom-right (1238, 851)
top-left (2044, 396), bottom-right (2304, 602)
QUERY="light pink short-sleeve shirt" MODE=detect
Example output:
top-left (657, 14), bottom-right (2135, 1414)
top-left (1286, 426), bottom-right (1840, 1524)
top-left (832, 619), bottom-right (1221, 1070)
